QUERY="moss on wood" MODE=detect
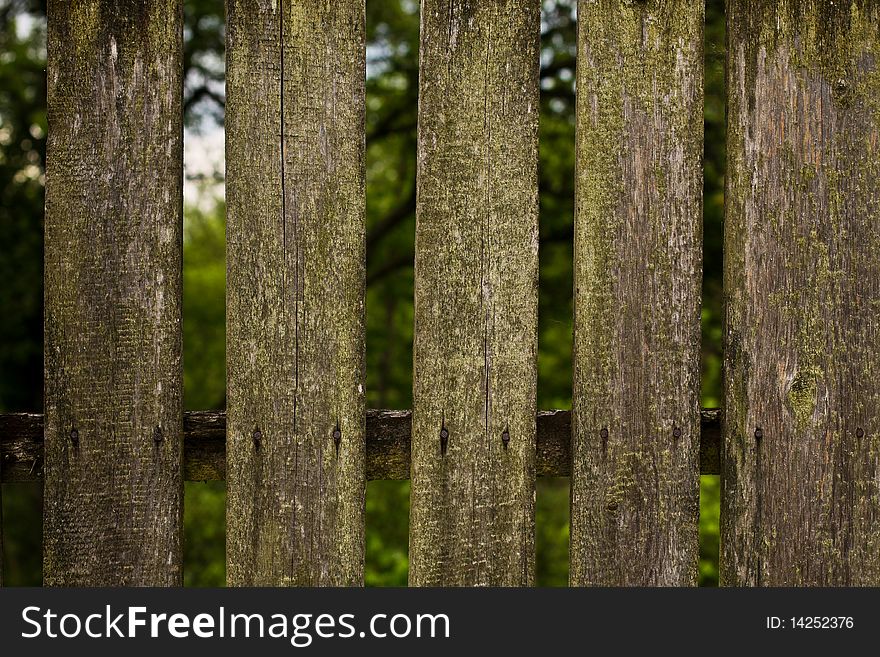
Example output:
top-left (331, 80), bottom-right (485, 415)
top-left (225, 0), bottom-right (366, 586)
top-left (409, 0), bottom-right (541, 586)
top-left (570, 0), bottom-right (704, 586)
top-left (722, 0), bottom-right (880, 586)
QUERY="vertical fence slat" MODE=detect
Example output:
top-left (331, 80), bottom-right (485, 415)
top-left (409, 0), bottom-right (540, 586)
top-left (226, 0), bottom-right (366, 586)
top-left (722, 0), bottom-right (880, 586)
top-left (43, 1), bottom-right (184, 585)
top-left (570, 0), bottom-right (704, 585)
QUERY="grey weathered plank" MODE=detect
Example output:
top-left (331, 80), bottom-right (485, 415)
top-left (570, 0), bottom-right (704, 586)
top-left (722, 0), bottom-right (880, 586)
top-left (225, 0), bottom-right (366, 586)
top-left (1, 408), bottom-right (722, 482)
top-left (43, 1), bottom-right (184, 586)
top-left (409, 0), bottom-right (541, 586)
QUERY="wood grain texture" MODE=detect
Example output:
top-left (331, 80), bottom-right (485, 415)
top-left (722, 0), bottom-right (880, 586)
top-left (570, 0), bottom-right (704, 586)
top-left (409, 0), bottom-right (541, 586)
top-left (225, 0), bottom-right (366, 586)
top-left (43, 0), bottom-right (183, 586)
top-left (1, 408), bottom-right (723, 482)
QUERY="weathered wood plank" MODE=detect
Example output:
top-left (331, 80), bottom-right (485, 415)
top-left (225, 0), bottom-right (366, 586)
top-left (570, 0), bottom-right (704, 586)
top-left (409, 0), bottom-right (541, 586)
top-left (0, 408), bottom-right (722, 482)
top-left (43, 0), bottom-right (184, 586)
top-left (722, 0), bottom-right (880, 586)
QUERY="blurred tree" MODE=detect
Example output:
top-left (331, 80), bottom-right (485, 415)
top-left (183, 197), bottom-right (226, 411)
top-left (0, 0), bottom-right (45, 587)
top-left (0, 0), bottom-right (45, 414)
top-left (700, 0), bottom-right (726, 586)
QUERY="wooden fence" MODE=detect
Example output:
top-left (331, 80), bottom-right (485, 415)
top-left (0, 0), bottom-right (879, 586)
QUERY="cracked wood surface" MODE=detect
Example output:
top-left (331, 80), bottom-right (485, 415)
top-left (225, 0), bottom-right (366, 586)
top-left (409, 0), bottom-right (541, 586)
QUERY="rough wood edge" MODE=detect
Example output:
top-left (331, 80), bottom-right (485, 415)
top-left (0, 408), bottom-right (721, 483)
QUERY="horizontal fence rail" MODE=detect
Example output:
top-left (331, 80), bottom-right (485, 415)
top-left (1, 409), bottom-right (722, 482)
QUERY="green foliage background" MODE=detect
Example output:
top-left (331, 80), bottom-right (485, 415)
top-left (0, 0), bottom-right (726, 587)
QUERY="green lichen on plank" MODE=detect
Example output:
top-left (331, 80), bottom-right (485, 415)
top-left (409, 0), bottom-right (540, 586)
top-left (571, 0), bottom-right (703, 586)
top-left (722, 0), bottom-right (880, 586)
top-left (65, 1), bottom-right (100, 58)
top-left (788, 366), bottom-right (821, 429)
top-left (225, 0), bottom-right (366, 586)
top-left (43, 0), bottom-right (184, 586)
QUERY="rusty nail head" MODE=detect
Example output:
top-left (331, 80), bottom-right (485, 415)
top-left (755, 427), bottom-right (763, 440)
top-left (600, 427), bottom-right (609, 440)
top-left (673, 427), bottom-right (682, 439)
top-left (856, 427), bottom-right (865, 438)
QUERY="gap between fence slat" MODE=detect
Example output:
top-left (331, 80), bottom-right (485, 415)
top-left (0, 441), bottom-right (3, 586)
